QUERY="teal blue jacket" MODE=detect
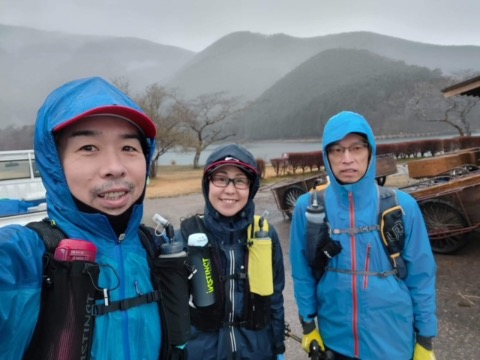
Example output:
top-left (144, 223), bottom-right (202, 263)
top-left (290, 111), bottom-right (437, 359)
top-left (0, 77), bottom-right (162, 360)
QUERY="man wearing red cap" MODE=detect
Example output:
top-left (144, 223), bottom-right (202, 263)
top-left (0, 77), bottom-right (188, 359)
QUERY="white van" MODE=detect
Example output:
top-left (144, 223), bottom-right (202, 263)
top-left (0, 150), bottom-right (47, 226)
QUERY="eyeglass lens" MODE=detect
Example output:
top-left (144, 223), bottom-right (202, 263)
top-left (210, 175), bottom-right (250, 189)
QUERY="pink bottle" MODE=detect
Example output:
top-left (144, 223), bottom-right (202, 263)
top-left (54, 239), bottom-right (97, 262)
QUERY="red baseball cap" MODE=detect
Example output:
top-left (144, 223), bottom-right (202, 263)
top-left (54, 105), bottom-right (156, 138)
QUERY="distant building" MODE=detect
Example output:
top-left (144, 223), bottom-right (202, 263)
top-left (442, 75), bottom-right (480, 98)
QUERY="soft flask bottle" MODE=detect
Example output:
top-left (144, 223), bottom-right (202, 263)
top-left (248, 211), bottom-right (274, 296)
top-left (26, 239), bottom-right (99, 360)
top-left (54, 239), bottom-right (97, 262)
top-left (188, 232), bottom-right (216, 307)
top-left (151, 213), bottom-right (191, 346)
top-left (152, 213), bottom-right (187, 258)
top-left (305, 189), bottom-right (325, 226)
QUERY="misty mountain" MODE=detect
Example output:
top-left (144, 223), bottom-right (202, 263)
top-left (234, 48), bottom-right (451, 140)
top-left (167, 31), bottom-right (480, 100)
top-left (0, 24), bottom-right (195, 128)
top-left (2, 24), bottom-right (479, 138)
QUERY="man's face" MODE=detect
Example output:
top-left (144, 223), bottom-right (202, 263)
top-left (327, 133), bottom-right (370, 184)
top-left (208, 165), bottom-right (250, 217)
top-left (57, 116), bottom-right (147, 215)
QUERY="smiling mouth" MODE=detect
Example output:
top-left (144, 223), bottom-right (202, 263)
top-left (221, 199), bottom-right (237, 204)
top-left (99, 191), bottom-right (127, 200)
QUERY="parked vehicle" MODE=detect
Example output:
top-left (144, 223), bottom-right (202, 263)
top-left (400, 163), bottom-right (480, 254)
top-left (0, 150), bottom-right (47, 227)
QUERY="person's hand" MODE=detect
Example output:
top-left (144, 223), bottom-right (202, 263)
top-left (300, 320), bottom-right (325, 353)
top-left (413, 335), bottom-right (436, 360)
top-left (276, 353), bottom-right (285, 360)
top-left (413, 343), bottom-right (436, 359)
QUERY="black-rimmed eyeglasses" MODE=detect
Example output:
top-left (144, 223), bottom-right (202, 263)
top-left (327, 142), bottom-right (369, 160)
top-left (210, 175), bottom-right (250, 189)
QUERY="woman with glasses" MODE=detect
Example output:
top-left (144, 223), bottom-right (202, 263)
top-left (177, 144), bottom-right (286, 360)
top-left (290, 111), bottom-right (437, 360)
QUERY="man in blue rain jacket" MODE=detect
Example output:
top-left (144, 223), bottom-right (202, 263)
top-left (290, 111), bottom-right (437, 360)
top-left (0, 77), bottom-right (187, 359)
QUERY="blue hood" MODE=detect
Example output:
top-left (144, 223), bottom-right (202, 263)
top-left (34, 77), bottom-right (156, 239)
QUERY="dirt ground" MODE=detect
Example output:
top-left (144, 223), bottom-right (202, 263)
top-left (144, 165), bottom-right (479, 360)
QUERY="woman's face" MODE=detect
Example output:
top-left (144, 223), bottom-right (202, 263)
top-left (208, 165), bottom-right (250, 217)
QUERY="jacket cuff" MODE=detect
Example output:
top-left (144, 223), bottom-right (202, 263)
top-left (274, 343), bottom-right (286, 355)
top-left (416, 335), bottom-right (433, 350)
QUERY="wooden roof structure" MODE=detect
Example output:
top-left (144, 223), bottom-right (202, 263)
top-left (442, 75), bottom-right (480, 98)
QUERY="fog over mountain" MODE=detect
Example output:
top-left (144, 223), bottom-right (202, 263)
top-left (168, 31), bottom-right (480, 100)
top-left (235, 48), bottom-right (449, 140)
top-left (0, 24), bottom-right (195, 128)
top-left (1, 24), bottom-right (479, 134)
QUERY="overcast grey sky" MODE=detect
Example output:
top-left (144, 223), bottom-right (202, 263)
top-left (1, 0), bottom-right (478, 52)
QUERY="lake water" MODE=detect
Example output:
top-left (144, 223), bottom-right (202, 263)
top-left (156, 140), bottom-right (324, 166)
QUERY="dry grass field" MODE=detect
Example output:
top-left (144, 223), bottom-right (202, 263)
top-left (147, 165), bottom-right (287, 198)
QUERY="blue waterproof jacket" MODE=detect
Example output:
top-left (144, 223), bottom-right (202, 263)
top-left (0, 78), bottom-right (162, 359)
top-left (290, 111), bottom-right (437, 359)
top-left (179, 144), bottom-right (286, 360)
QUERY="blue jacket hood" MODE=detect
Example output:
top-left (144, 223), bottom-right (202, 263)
top-left (34, 77), bottom-right (156, 238)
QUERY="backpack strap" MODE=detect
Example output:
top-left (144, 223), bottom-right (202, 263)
top-left (28, 220), bottom-right (165, 314)
top-left (138, 223), bottom-right (160, 258)
top-left (180, 214), bottom-right (208, 241)
top-left (26, 218), bottom-right (66, 253)
top-left (377, 186), bottom-right (407, 279)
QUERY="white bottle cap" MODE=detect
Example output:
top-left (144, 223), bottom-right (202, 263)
top-left (188, 233), bottom-right (208, 247)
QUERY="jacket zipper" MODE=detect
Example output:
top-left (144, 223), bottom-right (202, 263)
top-left (228, 230), bottom-right (238, 354)
top-left (348, 192), bottom-right (360, 358)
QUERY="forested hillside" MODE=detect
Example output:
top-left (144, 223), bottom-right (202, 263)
top-left (235, 48), bottom-right (452, 140)
top-left (167, 31), bottom-right (480, 100)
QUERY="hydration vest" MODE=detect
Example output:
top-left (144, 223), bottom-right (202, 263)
top-left (180, 214), bottom-right (275, 332)
top-left (306, 185), bottom-right (407, 280)
top-left (23, 218), bottom-right (190, 360)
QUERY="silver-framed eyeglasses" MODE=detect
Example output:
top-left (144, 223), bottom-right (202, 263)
top-left (327, 142), bottom-right (369, 159)
top-left (210, 175), bottom-right (250, 189)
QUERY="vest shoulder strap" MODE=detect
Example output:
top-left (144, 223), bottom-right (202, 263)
top-left (377, 185), bottom-right (407, 279)
top-left (138, 224), bottom-right (158, 259)
top-left (377, 185), bottom-right (399, 216)
top-left (180, 214), bottom-right (207, 240)
top-left (27, 219), bottom-right (158, 261)
top-left (26, 218), bottom-right (66, 253)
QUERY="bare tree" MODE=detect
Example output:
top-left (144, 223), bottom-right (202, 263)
top-left (112, 78), bottom-right (189, 176)
top-left (408, 74), bottom-right (480, 136)
top-left (173, 92), bottom-right (244, 168)
top-left (111, 76), bottom-right (132, 96)
top-left (111, 78), bottom-right (246, 169)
